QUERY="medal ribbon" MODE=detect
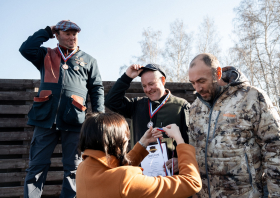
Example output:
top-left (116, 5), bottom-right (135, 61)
top-left (148, 91), bottom-right (170, 119)
top-left (157, 128), bottom-right (173, 176)
top-left (57, 44), bottom-right (78, 62)
top-left (156, 137), bottom-right (170, 176)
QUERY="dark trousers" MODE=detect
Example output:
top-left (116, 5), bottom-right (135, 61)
top-left (24, 126), bottom-right (81, 198)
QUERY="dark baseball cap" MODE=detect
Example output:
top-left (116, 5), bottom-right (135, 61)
top-left (55, 20), bottom-right (81, 32)
top-left (138, 64), bottom-right (166, 78)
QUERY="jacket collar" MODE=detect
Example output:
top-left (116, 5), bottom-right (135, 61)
top-left (82, 149), bottom-right (120, 169)
top-left (150, 89), bottom-right (171, 104)
top-left (197, 83), bottom-right (247, 108)
top-left (216, 83), bottom-right (246, 104)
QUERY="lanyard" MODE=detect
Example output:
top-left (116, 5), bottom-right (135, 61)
top-left (57, 44), bottom-right (78, 63)
top-left (148, 91), bottom-right (170, 119)
top-left (157, 127), bottom-right (174, 176)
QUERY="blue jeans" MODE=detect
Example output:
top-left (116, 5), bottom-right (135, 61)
top-left (24, 126), bottom-right (81, 198)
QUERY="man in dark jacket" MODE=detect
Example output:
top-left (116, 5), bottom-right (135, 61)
top-left (105, 64), bottom-right (190, 174)
top-left (19, 20), bottom-right (104, 198)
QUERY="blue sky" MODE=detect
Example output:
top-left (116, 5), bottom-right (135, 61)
top-left (0, 0), bottom-right (241, 81)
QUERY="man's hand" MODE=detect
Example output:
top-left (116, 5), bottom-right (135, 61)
top-left (162, 124), bottom-right (184, 145)
top-left (50, 26), bottom-right (56, 38)
top-left (139, 127), bottom-right (163, 147)
top-left (164, 158), bottom-right (179, 173)
top-left (125, 64), bottom-right (143, 79)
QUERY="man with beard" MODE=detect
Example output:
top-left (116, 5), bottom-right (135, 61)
top-left (188, 53), bottom-right (280, 197)
top-left (105, 64), bottom-right (190, 174)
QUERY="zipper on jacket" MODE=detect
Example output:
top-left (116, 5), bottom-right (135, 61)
top-left (201, 86), bottom-right (230, 198)
top-left (244, 145), bottom-right (256, 192)
top-left (205, 109), bottom-right (213, 198)
top-left (54, 68), bottom-right (66, 128)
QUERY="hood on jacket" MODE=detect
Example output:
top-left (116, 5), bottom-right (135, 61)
top-left (222, 66), bottom-right (250, 86)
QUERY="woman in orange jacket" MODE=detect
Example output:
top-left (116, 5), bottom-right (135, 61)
top-left (76, 112), bottom-right (202, 198)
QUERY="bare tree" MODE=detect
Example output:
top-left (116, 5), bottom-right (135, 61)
top-left (232, 0), bottom-right (280, 107)
top-left (118, 28), bottom-right (162, 82)
top-left (196, 16), bottom-right (222, 58)
top-left (163, 19), bottom-right (193, 82)
top-left (135, 27), bottom-right (162, 65)
top-left (230, 28), bottom-right (258, 87)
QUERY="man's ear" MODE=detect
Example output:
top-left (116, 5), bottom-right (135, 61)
top-left (217, 67), bottom-right (222, 80)
top-left (55, 32), bottom-right (59, 40)
top-left (161, 76), bottom-right (166, 85)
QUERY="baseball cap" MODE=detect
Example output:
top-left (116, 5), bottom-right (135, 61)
top-left (138, 64), bottom-right (166, 78)
top-left (55, 20), bottom-right (81, 32)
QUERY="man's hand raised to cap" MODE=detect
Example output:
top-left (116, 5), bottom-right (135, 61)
top-left (126, 64), bottom-right (143, 79)
top-left (50, 26), bottom-right (56, 38)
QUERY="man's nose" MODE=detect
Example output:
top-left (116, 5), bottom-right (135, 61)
top-left (146, 86), bottom-right (151, 92)
top-left (193, 84), bottom-right (201, 92)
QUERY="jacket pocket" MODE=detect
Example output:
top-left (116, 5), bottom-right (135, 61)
top-left (63, 95), bottom-right (86, 125)
top-left (28, 90), bottom-right (53, 120)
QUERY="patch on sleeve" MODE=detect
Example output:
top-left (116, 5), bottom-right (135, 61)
top-left (223, 113), bottom-right (236, 118)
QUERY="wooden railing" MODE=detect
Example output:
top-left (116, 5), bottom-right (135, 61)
top-left (0, 79), bottom-right (195, 198)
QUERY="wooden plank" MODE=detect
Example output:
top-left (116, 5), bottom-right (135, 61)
top-left (0, 92), bottom-right (37, 100)
top-left (123, 92), bottom-right (195, 99)
top-left (0, 145), bottom-right (62, 155)
top-left (0, 131), bottom-right (33, 141)
top-left (0, 171), bottom-right (63, 183)
top-left (0, 185), bottom-right (61, 197)
top-left (0, 79), bottom-right (193, 91)
top-left (103, 81), bottom-right (194, 93)
top-left (104, 93), bottom-right (196, 103)
top-left (0, 118), bottom-right (31, 128)
top-left (165, 82), bottom-right (194, 91)
top-left (0, 158), bottom-right (62, 169)
top-left (0, 105), bottom-right (31, 114)
top-left (0, 83), bottom-right (194, 100)
top-left (102, 81), bottom-right (144, 93)
top-left (0, 80), bottom-right (193, 94)
top-left (0, 79), bottom-right (40, 90)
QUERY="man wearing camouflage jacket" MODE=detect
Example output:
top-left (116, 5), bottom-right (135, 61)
top-left (188, 53), bottom-right (280, 197)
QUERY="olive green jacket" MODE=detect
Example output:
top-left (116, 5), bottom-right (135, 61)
top-left (105, 73), bottom-right (190, 158)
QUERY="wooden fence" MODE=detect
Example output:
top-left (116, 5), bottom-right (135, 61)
top-left (0, 79), bottom-right (195, 198)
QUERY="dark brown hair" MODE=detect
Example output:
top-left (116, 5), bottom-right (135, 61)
top-left (190, 53), bottom-right (220, 80)
top-left (79, 112), bottom-right (130, 166)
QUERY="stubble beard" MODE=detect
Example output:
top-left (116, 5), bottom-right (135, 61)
top-left (203, 81), bottom-right (221, 102)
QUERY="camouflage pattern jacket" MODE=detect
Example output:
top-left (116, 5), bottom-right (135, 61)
top-left (189, 77), bottom-right (280, 197)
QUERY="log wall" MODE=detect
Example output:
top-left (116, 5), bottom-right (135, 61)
top-left (0, 79), bottom-right (195, 197)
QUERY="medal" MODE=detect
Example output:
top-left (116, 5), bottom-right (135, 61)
top-left (74, 66), bottom-right (79, 71)
top-left (57, 44), bottom-right (78, 69)
top-left (75, 57), bottom-right (87, 67)
top-left (62, 64), bottom-right (68, 70)
top-left (147, 90), bottom-right (171, 128)
top-left (147, 121), bottom-right (153, 128)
